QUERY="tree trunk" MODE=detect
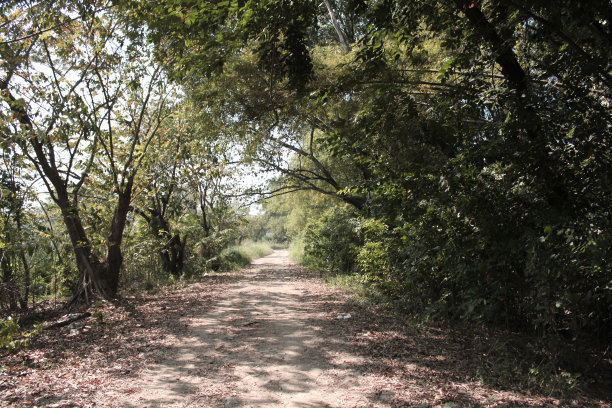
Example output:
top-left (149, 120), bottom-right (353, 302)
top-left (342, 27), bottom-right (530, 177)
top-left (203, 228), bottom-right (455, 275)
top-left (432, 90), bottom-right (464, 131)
top-left (15, 209), bottom-right (29, 310)
top-left (56, 180), bottom-right (136, 301)
top-left (160, 234), bottom-right (185, 276)
top-left (54, 189), bottom-right (109, 300)
top-left (137, 205), bottom-right (186, 277)
top-left (455, 0), bottom-right (570, 211)
top-left (18, 250), bottom-right (30, 310)
top-left (101, 181), bottom-right (134, 296)
top-left (3, 77), bottom-right (132, 302)
top-left (199, 185), bottom-right (212, 238)
top-left (455, 0), bottom-right (527, 92)
top-left (323, 0), bottom-right (351, 53)
top-left (201, 210), bottom-right (211, 237)
top-left (1, 253), bottom-right (18, 311)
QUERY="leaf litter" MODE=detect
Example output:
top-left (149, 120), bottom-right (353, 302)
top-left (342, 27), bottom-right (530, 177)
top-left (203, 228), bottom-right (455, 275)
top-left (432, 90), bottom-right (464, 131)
top-left (1, 251), bottom-right (610, 407)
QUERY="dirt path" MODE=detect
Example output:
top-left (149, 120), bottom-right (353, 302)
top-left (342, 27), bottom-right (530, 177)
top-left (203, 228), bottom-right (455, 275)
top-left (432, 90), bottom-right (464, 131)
top-left (101, 251), bottom-right (369, 407)
top-left (3, 251), bottom-right (605, 407)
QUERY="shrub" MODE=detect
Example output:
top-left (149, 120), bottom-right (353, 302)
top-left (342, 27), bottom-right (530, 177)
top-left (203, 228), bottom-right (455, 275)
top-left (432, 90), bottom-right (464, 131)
top-left (289, 239), bottom-right (305, 264)
top-left (303, 206), bottom-right (361, 275)
top-left (0, 317), bottom-right (19, 349)
top-left (217, 241), bottom-right (273, 271)
top-left (0, 317), bottom-right (40, 350)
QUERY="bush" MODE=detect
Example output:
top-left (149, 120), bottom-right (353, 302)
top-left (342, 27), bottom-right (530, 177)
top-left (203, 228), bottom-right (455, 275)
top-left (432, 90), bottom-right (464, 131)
top-left (217, 250), bottom-right (251, 271)
top-left (303, 206), bottom-right (361, 275)
top-left (217, 241), bottom-right (273, 271)
top-left (289, 239), bottom-right (305, 264)
top-left (236, 240), bottom-right (274, 260)
top-left (0, 317), bottom-right (19, 349)
top-left (0, 317), bottom-right (40, 350)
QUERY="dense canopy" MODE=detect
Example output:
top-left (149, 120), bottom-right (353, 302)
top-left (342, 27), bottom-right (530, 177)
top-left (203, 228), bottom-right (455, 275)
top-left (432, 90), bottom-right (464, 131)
top-left (1, 0), bottom-right (610, 393)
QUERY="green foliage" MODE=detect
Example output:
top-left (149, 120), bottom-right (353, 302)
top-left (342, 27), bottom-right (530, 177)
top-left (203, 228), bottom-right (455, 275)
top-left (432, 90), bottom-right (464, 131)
top-left (0, 317), bottom-right (40, 350)
top-left (231, 241), bottom-right (273, 261)
top-left (0, 317), bottom-right (19, 349)
top-left (0, 0), bottom-right (609, 378)
top-left (126, 0), bottom-right (318, 91)
top-left (216, 241), bottom-right (273, 271)
top-left (288, 239), bottom-right (305, 264)
top-left (215, 249), bottom-right (250, 272)
top-left (280, 0), bottom-right (612, 350)
top-left (303, 206), bottom-right (361, 275)
top-left (355, 218), bottom-right (392, 283)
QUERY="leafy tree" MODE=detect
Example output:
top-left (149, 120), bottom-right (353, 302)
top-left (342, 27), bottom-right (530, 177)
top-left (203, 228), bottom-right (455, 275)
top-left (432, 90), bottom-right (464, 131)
top-left (1, 0), bottom-right (173, 300)
top-left (155, 0), bottom-right (611, 343)
top-left (0, 0), bottom-right (607, 356)
top-left (343, 0), bottom-right (612, 338)
top-left (132, 106), bottom-right (191, 276)
top-left (0, 148), bottom-right (31, 310)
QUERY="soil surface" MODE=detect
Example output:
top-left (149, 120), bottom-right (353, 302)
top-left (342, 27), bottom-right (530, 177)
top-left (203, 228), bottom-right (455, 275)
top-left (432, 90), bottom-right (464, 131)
top-left (1, 251), bottom-right (610, 407)
top-left (103, 250), bottom-right (372, 408)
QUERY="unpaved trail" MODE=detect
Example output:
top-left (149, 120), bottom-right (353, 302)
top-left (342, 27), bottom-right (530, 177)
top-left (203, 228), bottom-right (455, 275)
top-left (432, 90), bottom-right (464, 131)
top-left (102, 250), bottom-right (369, 407)
top-left (80, 250), bottom-right (593, 408)
top-left (3, 251), bottom-right (602, 407)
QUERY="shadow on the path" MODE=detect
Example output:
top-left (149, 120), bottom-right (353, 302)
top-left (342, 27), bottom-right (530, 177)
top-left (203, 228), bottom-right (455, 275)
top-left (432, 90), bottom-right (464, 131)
top-left (121, 252), bottom-right (612, 408)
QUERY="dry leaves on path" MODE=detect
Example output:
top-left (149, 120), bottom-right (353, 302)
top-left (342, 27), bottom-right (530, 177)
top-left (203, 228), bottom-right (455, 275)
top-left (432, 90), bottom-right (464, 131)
top-left (1, 251), bottom-right (610, 407)
top-left (0, 272), bottom-right (239, 407)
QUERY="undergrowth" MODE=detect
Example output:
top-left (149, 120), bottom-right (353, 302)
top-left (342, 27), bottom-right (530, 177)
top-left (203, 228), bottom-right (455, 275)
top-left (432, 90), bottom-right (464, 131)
top-left (216, 240), bottom-right (273, 271)
top-left (121, 241), bottom-right (274, 294)
top-left (296, 248), bottom-right (612, 404)
top-left (0, 317), bottom-right (41, 351)
top-left (288, 239), bottom-right (305, 264)
top-left (323, 273), bottom-right (390, 307)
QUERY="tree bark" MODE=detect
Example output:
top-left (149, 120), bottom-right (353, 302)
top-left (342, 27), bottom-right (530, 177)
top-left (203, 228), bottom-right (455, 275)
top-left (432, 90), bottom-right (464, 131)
top-left (1, 252), bottom-right (18, 311)
top-left (160, 234), bottom-right (185, 276)
top-left (136, 204), bottom-right (185, 277)
top-left (15, 207), bottom-right (29, 310)
top-left (323, 0), bottom-right (351, 53)
top-left (18, 250), bottom-right (30, 310)
top-left (455, 0), bottom-right (527, 92)
top-left (201, 202), bottom-right (211, 237)
top-left (102, 176), bottom-right (135, 295)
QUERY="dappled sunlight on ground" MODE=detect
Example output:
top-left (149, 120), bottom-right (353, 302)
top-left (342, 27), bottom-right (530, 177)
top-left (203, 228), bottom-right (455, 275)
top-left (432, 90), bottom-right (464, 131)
top-left (95, 251), bottom-right (586, 407)
top-left (2, 251), bottom-right (609, 407)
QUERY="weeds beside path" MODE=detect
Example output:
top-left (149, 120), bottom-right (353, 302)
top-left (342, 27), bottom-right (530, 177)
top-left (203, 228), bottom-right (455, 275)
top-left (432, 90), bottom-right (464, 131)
top-left (1, 251), bottom-right (610, 407)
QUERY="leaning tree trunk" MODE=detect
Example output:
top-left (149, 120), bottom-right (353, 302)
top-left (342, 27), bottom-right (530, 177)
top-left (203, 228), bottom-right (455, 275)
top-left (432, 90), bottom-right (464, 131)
top-left (323, 0), bottom-right (351, 54)
top-left (56, 194), bottom-right (108, 301)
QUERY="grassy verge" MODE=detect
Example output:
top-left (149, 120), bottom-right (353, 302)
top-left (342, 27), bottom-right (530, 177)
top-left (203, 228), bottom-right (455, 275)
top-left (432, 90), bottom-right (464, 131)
top-left (294, 250), bottom-right (612, 404)
top-left (288, 239), bottom-right (305, 264)
top-left (322, 273), bottom-right (392, 306)
top-left (217, 240), bottom-right (273, 271)
top-left (264, 239), bottom-right (289, 250)
top-left (289, 239), bottom-right (389, 306)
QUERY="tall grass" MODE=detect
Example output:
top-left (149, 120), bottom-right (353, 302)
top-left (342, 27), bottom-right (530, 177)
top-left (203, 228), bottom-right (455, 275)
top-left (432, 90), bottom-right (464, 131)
top-left (218, 241), bottom-right (273, 271)
top-left (260, 238), bottom-right (289, 250)
top-left (288, 239), bottom-right (305, 264)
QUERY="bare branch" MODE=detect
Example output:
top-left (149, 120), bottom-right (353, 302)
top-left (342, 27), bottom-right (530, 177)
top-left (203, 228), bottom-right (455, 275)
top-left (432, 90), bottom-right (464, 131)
top-left (0, 3), bottom-right (115, 45)
top-left (322, 0), bottom-right (351, 53)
